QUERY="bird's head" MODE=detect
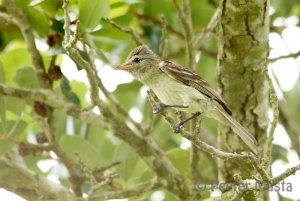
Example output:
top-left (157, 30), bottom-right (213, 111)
top-left (115, 45), bottom-right (161, 82)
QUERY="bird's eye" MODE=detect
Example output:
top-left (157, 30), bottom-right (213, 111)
top-left (133, 57), bottom-right (141, 63)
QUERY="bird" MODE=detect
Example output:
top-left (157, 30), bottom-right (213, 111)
top-left (115, 45), bottom-right (258, 154)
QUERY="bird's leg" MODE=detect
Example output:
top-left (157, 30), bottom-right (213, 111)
top-left (153, 103), bottom-right (189, 114)
top-left (173, 112), bottom-right (201, 133)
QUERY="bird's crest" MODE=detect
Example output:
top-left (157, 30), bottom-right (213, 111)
top-left (126, 45), bottom-right (154, 60)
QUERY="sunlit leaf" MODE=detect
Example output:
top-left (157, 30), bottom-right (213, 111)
top-left (0, 47), bottom-right (31, 84)
top-left (79, 0), bottom-right (110, 30)
top-left (13, 67), bottom-right (39, 89)
top-left (87, 126), bottom-right (115, 164)
top-left (0, 120), bottom-right (27, 155)
top-left (109, 1), bottom-right (129, 19)
top-left (26, 7), bottom-right (50, 36)
top-left (113, 81), bottom-right (142, 110)
top-left (60, 76), bottom-right (81, 105)
top-left (5, 96), bottom-right (27, 115)
top-left (166, 148), bottom-right (190, 177)
top-left (113, 142), bottom-right (145, 183)
top-left (70, 81), bottom-right (88, 107)
top-left (0, 63), bottom-right (6, 133)
top-left (59, 135), bottom-right (102, 168)
top-left (48, 45), bottom-right (66, 56)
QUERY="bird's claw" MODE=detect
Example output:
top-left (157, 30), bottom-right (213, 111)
top-left (173, 125), bottom-right (182, 133)
top-left (153, 104), bottom-right (164, 114)
top-left (153, 103), bottom-right (189, 114)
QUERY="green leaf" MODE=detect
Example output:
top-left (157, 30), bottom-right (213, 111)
top-left (26, 7), bottom-right (50, 36)
top-left (53, 110), bottom-right (67, 139)
top-left (166, 148), bottom-right (190, 177)
top-left (113, 142), bottom-right (146, 183)
top-left (87, 126), bottom-right (115, 164)
top-left (109, 1), bottom-right (129, 19)
top-left (15, 0), bottom-right (31, 8)
top-left (5, 96), bottom-right (26, 115)
top-left (144, 25), bottom-right (161, 54)
top-left (37, 0), bottom-right (63, 17)
top-left (48, 45), bottom-right (66, 56)
top-left (272, 144), bottom-right (288, 162)
top-left (190, 0), bottom-right (214, 32)
top-left (0, 63), bottom-right (6, 133)
top-left (50, 19), bottom-right (65, 34)
top-left (60, 76), bottom-right (81, 105)
top-left (113, 81), bottom-right (142, 110)
top-left (0, 120), bottom-right (27, 155)
top-left (0, 46), bottom-right (31, 84)
top-left (79, 0), bottom-right (110, 30)
top-left (13, 67), bottom-right (39, 89)
top-left (59, 135), bottom-right (102, 168)
top-left (70, 81), bottom-right (88, 107)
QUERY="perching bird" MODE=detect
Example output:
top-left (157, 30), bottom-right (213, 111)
top-left (115, 45), bottom-right (257, 154)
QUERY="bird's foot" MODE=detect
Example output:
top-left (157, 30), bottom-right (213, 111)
top-left (173, 125), bottom-right (182, 133)
top-left (172, 112), bottom-right (202, 133)
top-left (153, 103), bottom-right (188, 114)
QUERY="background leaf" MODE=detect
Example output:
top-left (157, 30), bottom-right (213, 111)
top-left (79, 0), bottom-right (110, 30)
top-left (59, 135), bottom-right (102, 168)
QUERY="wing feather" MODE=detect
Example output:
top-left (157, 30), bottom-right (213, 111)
top-left (160, 61), bottom-right (232, 115)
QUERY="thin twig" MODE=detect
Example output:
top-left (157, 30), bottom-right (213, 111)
top-left (92, 178), bottom-right (160, 200)
top-left (270, 164), bottom-right (300, 186)
top-left (3, 0), bottom-right (50, 89)
top-left (263, 69), bottom-right (279, 167)
top-left (87, 173), bottom-right (118, 201)
top-left (268, 50), bottom-right (300, 62)
top-left (0, 11), bottom-right (15, 24)
top-left (4, 0), bottom-right (83, 196)
top-left (92, 161), bottom-right (121, 174)
top-left (76, 154), bottom-right (98, 185)
top-left (173, 0), bottom-right (196, 69)
top-left (248, 153), bottom-right (270, 182)
top-left (131, 10), bottom-right (184, 38)
top-left (0, 83), bottom-right (107, 132)
top-left (86, 46), bottom-right (145, 135)
top-left (102, 18), bottom-right (144, 45)
top-left (193, 8), bottom-right (220, 50)
top-left (159, 16), bottom-right (168, 60)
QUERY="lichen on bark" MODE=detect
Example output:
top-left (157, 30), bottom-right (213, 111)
top-left (217, 0), bottom-right (270, 199)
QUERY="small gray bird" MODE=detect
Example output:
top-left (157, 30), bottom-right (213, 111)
top-left (116, 45), bottom-right (257, 154)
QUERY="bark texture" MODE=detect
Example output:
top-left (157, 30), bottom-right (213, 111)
top-left (217, 0), bottom-right (269, 195)
top-left (0, 156), bottom-right (76, 201)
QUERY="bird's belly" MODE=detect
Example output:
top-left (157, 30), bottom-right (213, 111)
top-left (149, 77), bottom-right (212, 114)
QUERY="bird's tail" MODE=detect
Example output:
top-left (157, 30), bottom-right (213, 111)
top-left (216, 107), bottom-right (258, 155)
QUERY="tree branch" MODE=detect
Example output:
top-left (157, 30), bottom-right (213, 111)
top-left (147, 90), bottom-right (249, 161)
top-left (193, 8), bottom-right (220, 50)
top-left (3, 0), bottom-right (50, 89)
top-left (92, 178), bottom-right (161, 200)
top-left (0, 156), bottom-right (76, 201)
top-left (173, 0), bottom-right (196, 69)
top-left (263, 70), bottom-right (279, 167)
top-left (62, 2), bottom-right (195, 199)
top-left (0, 84), bottom-right (108, 129)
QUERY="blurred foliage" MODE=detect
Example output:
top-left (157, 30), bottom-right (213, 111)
top-left (0, 0), bottom-right (300, 200)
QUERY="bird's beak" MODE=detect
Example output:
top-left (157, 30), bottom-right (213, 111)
top-left (115, 63), bottom-right (132, 71)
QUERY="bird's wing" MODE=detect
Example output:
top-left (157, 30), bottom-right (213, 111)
top-left (160, 61), bottom-right (232, 115)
